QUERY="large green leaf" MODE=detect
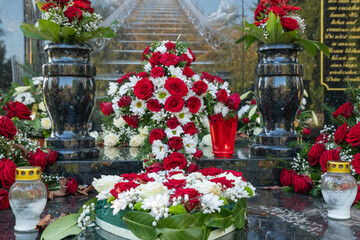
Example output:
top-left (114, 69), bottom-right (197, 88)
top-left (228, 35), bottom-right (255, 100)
top-left (296, 38), bottom-right (318, 57)
top-left (158, 215), bottom-right (202, 240)
top-left (244, 186), bottom-right (254, 197)
top-left (204, 208), bottom-right (234, 230)
top-left (123, 212), bottom-right (157, 240)
top-left (37, 2), bottom-right (47, 12)
top-left (41, 214), bottom-right (82, 240)
top-left (61, 27), bottom-right (76, 42)
top-left (232, 199), bottom-right (247, 229)
top-left (78, 198), bottom-right (97, 214)
top-left (266, 11), bottom-right (277, 42)
top-left (244, 22), bottom-right (267, 43)
top-left (92, 27), bottom-right (117, 39)
top-left (78, 32), bottom-right (93, 43)
top-left (240, 91), bottom-right (253, 100)
top-left (232, 198), bottom-right (246, 215)
top-left (313, 41), bottom-right (330, 58)
top-left (38, 19), bottom-right (60, 42)
top-left (248, 105), bottom-right (258, 118)
top-left (20, 23), bottom-right (49, 40)
top-left (34, 118), bottom-right (41, 131)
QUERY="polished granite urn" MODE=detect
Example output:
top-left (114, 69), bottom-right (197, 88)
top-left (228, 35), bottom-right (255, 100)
top-left (251, 43), bottom-right (303, 157)
top-left (43, 42), bottom-right (99, 160)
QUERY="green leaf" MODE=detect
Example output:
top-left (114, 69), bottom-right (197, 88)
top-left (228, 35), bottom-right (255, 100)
top-left (38, 19), bottom-right (60, 42)
top-left (244, 22), bottom-right (267, 43)
top-left (205, 208), bottom-right (233, 230)
top-left (311, 110), bottom-right (319, 126)
top-left (313, 41), bottom-right (330, 58)
top-left (20, 23), bottom-right (49, 40)
top-left (281, 186), bottom-right (294, 192)
top-left (309, 186), bottom-right (322, 197)
top-left (41, 214), bottom-right (82, 240)
top-left (123, 212), bottom-right (157, 240)
top-left (158, 215), bottom-right (202, 240)
top-left (248, 105), bottom-right (258, 118)
top-left (240, 91), bottom-right (253, 100)
top-left (78, 198), bottom-right (97, 214)
top-left (244, 186), bottom-right (254, 197)
top-left (92, 27), bottom-right (117, 39)
top-left (34, 118), bottom-right (41, 130)
top-left (37, 2), bottom-right (47, 12)
top-left (296, 38), bottom-right (318, 57)
top-left (235, 34), bottom-right (247, 44)
top-left (61, 27), bottom-right (76, 42)
top-left (78, 32), bottom-right (93, 43)
top-left (232, 199), bottom-right (247, 229)
top-left (278, 30), bottom-right (297, 42)
top-left (266, 11), bottom-right (277, 42)
top-left (200, 226), bottom-right (211, 240)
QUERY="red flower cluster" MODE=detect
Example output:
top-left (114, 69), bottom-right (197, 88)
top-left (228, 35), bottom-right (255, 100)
top-left (280, 168), bottom-right (313, 194)
top-left (27, 149), bottom-right (58, 170)
top-left (66, 177), bottom-right (78, 194)
top-left (171, 188), bottom-right (201, 211)
top-left (43, 0), bottom-right (94, 23)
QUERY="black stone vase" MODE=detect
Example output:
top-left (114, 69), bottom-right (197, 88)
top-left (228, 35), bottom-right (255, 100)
top-left (251, 43), bottom-right (303, 157)
top-left (43, 42), bottom-right (99, 160)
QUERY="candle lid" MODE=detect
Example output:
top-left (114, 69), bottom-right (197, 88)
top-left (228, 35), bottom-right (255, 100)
top-left (327, 161), bottom-right (350, 173)
top-left (15, 166), bottom-right (42, 180)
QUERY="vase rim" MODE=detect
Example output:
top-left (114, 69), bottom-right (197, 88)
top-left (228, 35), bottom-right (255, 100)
top-left (44, 41), bottom-right (93, 52)
top-left (258, 43), bottom-right (301, 52)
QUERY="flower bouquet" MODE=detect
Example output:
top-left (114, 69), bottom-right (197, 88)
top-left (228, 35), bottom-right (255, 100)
top-left (20, 0), bottom-right (115, 42)
top-left (280, 86), bottom-right (360, 208)
top-left (236, 0), bottom-right (329, 57)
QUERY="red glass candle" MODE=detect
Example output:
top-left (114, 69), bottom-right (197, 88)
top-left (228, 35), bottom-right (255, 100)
top-left (208, 115), bottom-right (238, 158)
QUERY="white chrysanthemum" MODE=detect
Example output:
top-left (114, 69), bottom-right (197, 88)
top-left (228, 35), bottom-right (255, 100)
top-left (165, 126), bottom-right (183, 138)
top-left (32, 76), bottom-right (44, 85)
top-left (175, 108), bottom-right (192, 125)
top-left (183, 134), bottom-right (197, 154)
top-left (154, 89), bottom-right (169, 104)
top-left (30, 113), bottom-right (37, 121)
top-left (104, 147), bottom-right (120, 160)
top-left (93, 175), bottom-right (122, 200)
top-left (219, 81), bottom-right (230, 94)
top-left (200, 193), bottom-right (224, 214)
top-left (152, 140), bottom-right (169, 160)
top-left (238, 105), bottom-right (250, 118)
top-left (129, 134), bottom-right (144, 147)
top-left (104, 132), bottom-right (119, 147)
top-left (89, 131), bottom-right (99, 140)
top-left (141, 193), bottom-right (170, 220)
top-left (184, 49), bottom-right (193, 60)
top-left (119, 83), bottom-right (131, 96)
top-left (137, 182), bottom-right (168, 199)
top-left (155, 45), bottom-right (167, 54)
top-left (111, 190), bottom-right (136, 215)
top-left (113, 116), bottom-right (126, 128)
top-left (207, 82), bottom-right (218, 98)
top-left (201, 134), bottom-right (212, 146)
top-left (39, 102), bottom-right (47, 112)
top-left (151, 77), bottom-right (167, 89)
top-left (151, 109), bottom-right (167, 123)
top-left (144, 62), bottom-right (152, 72)
top-left (168, 66), bottom-right (186, 81)
top-left (41, 117), bottom-right (52, 130)
top-left (128, 76), bottom-right (141, 88)
top-left (138, 126), bottom-right (149, 136)
top-left (214, 102), bottom-right (225, 115)
top-left (130, 99), bottom-right (146, 116)
top-left (108, 82), bottom-right (119, 96)
top-left (14, 92), bottom-right (36, 105)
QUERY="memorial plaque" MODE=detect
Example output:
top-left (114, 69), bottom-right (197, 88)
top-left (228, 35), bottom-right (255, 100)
top-left (321, 0), bottom-right (360, 90)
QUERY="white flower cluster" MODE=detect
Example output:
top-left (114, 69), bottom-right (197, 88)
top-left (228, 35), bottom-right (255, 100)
top-left (78, 203), bottom-right (96, 230)
top-left (0, 131), bottom-right (39, 160)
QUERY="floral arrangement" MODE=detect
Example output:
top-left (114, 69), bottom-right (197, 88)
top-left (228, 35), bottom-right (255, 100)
top-left (280, 86), bottom-right (360, 208)
top-left (100, 40), bottom-right (240, 165)
top-left (0, 90), bottom-right (58, 210)
top-left (236, 0), bottom-right (329, 57)
top-left (20, 0), bottom-right (115, 42)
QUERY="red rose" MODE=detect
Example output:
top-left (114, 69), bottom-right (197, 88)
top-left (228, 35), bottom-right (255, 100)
top-left (100, 102), bottom-right (114, 117)
top-left (159, 53), bottom-right (180, 66)
top-left (171, 188), bottom-right (201, 211)
top-left (192, 81), bottom-right (208, 95)
top-left (137, 72), bottom-right (149, 79)
top-left (280, 168), bottom-right (297, 186)
top-left (242, 117), bottom-right (250, 125)
top-left (315, 133), bottom-right (328, 143)
top-left (163, 179), bottom-right (186, 189)
top-left (150, 67), bottom-right (165, 78)
top-left (251, 99), bottom-right (256, 105)
top-left (226, 93), bottom-right (241, 110)
top-left (354, 185), bottom-right (360, 205)
top-left (0, 116), bottom-right (17, 139)
top-left (334, 122), bottom-right (348, 144)
top-left (346, 123), bottom-right (360, 147)
top-left (216, 89), bottom-right (228, 103)
top-left (199, 167), bottom-right (223, 176)
top-left (163, 152), bottom-right (187, 170)
top-left (193, 149), bottom-right (203, 159)
top-left (254, 3), bottom-right (266, 20)
top-left (164, 96), bottom-right (184, 113)
top-left (142, 46), bottom-right (152, 61)
top-left (267, 6), bottom-right (286, 16)
top-left (164, 77), bottom-right (188, 97)
top-left (302, 128), bottom-right (311, 135)
top-left (111, 181), bottom-right (139, 199)
top-left (120, 173), bottom-right (139, 181)
top-left (187, 97), bottom-right (201, 114)
top-left (146, 162), bottom-right (164, 173)
top-left (292, 174), bottom-right (313, 194)
top-left (136, 173), bottom-right (155, 183)
top-left (333, 102), bottom-right (354, 119)
top-left (168, 137), bottom-right (183, 150)
top-left (0, 189), bottom-right (10, 210)
top-left (134, 78), bottom-right (154, 100)
top-left (166, 117), bottom-right (180, 129)
top-left (46, 150), bottom-right (58, 165)
top-left (187, 162), bottom-right (199, 173)
top-left (41, 2), bottom-right (57, 11)
top-left (149, 51), bottom-right (162, 67)
top-left (147, 99), bottom-right (162, 112)
top-left (167, 171), bottom-right (184, 177)
top-left (319, 148), bottom-right (341, 173)
top-left (187, 48), bottom-right (196, 62)
top-left (165, 41), bottom-right (176, 51)
top-left (117, 72), bottom-right (135, 84)
top-left (210, 177), bottom-right (234, 189)
top-left (0, 158), bottom-right (17, 190)
top-left (51, 0), bottom-right (70, 4)
top-left (122, 115), bottom-right (139, 128)
top-left (64, 6), bottom-right (83, 22)
top-left (182, 67), bottom-right (195, 78)
top-left (3, 101), bottom-right (31, 120)
top-left (280, 17), bottom-right (299, 31)
top-left (66, 177), bottom-right (78, 194)
top-left (352, 153), bottom-right (360, 175)
top-left (180, 53), bottom-right (192, 66)
top-left (118, 96), bottom-right (132, 108)
top-left (182, 122), bottom-right (199, 136)
top-left (27, 148), bottom-right (48, 170)
top-left (308, 143), bottom-right (325, 166)
top-left (149, 128), bottom-right (166, 144)
top-left (282, 5), bottom-right (301, 12)
top-left (213, 76), bottom-right (224, 84)
top-left (201, 72), bottom-right (214, 81)
top-left (72, 0), bottom-right (92, 12)
top-left (208, 113), bottom-right (223, 122)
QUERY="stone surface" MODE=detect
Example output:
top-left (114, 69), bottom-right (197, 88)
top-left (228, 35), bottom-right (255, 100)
top-left (1, 189), bottom-right (360, 239)
top-left (45, 141), bottom-right (286, 187)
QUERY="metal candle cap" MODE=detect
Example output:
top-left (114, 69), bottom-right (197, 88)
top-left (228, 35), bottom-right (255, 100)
top-left (327, 161), bottom-right (350, 173)
top-left (15, 166), bottom-right (42, 180)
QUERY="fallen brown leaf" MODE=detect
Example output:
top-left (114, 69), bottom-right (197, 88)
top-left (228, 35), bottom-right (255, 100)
top-left (259, 186), bottom-right (282, 190)
top-left (77, 185), bottom-right (95, 196)
top-left (36, 214), bottom-right (51, 231)
top-left (48, 190), bottom-right (67, 200)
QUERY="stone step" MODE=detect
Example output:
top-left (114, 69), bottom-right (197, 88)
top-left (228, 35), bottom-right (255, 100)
top-left (117, 32), bottom-right (200, 41)
top-left (132, 13), bottom-right (186, 18)
top-left (126, 22), bottom-right (190, 28)
top-left (123, 27), bottom-right (197, 34)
